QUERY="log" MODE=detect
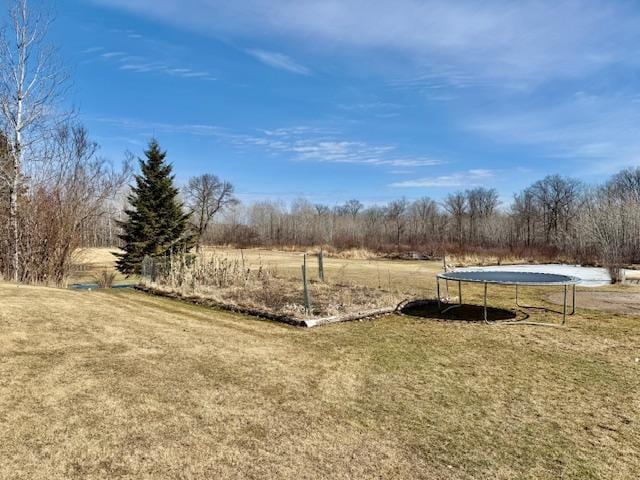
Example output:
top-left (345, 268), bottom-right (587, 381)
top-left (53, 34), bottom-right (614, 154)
top-left (301, 306), bottom-right (398, 328)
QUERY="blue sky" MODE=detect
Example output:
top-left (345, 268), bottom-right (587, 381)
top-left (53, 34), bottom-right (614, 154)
top-left (51, 0), bottom-right (640, 205)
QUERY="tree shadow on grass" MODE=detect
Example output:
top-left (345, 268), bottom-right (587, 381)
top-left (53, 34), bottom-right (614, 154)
top-left (401, 300), bottom-right (517, 323)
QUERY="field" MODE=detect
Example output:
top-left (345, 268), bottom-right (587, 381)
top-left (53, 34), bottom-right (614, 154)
top-left (70, 248), bottom-right (130, 285)
top-left (1, 248), bottom-right (639, 479)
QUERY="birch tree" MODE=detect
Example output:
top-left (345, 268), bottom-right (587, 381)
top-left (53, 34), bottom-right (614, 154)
top-left (0, 0), bottom-right (67, 280)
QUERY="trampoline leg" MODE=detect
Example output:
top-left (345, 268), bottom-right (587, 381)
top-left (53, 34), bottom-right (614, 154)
top-left (562, 285), bottom-right (567, 325)
top-left (484, 282), bottom-right (488, 324)
top-left (571, 284), bottom-right (576, 315)
top-left (458, 280), bottom-right (462, 305)
top-left (438, 277), bottom-right (463, 315)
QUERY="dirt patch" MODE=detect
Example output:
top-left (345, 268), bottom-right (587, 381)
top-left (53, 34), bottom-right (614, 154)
top-left (548, 291), bottom-right (640, 315)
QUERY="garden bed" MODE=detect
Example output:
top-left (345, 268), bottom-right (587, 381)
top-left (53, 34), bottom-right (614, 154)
top-left (137, 251), bottom-right (414, 327)
top-left (136, 283), bottom-right (408, 327)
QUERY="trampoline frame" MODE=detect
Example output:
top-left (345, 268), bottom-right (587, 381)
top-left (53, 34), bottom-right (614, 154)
top-left (436, 271), bottom-right (578, 326)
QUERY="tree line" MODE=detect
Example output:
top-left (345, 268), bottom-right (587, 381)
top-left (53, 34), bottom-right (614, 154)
top-left (204, 169), bottom-right (640, 269)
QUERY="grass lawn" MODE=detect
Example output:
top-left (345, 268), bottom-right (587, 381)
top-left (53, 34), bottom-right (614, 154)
top-left (1, 279), bottom-right (639, 479)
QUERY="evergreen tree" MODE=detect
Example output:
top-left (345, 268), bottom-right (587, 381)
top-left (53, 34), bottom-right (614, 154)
top-left (116, 139), bottom-right (193, 274)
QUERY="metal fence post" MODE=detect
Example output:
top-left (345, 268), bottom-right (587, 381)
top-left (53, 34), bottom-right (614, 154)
top-left (302, 254), bottom-right (311, 315)
top-left (483, 282), bottom-right (488, 323)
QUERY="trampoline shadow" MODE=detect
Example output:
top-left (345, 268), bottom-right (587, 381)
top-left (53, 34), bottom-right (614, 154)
top-left (400, 300), bottom-right (518, 323)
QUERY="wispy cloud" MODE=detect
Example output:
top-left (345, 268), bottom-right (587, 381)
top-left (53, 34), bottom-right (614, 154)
top-left (389, 68), bottom-right (489, 92)
top-left (100, 51), bottom-right (126, 59)
top-left (257, 139), bottom-right (440, 167)
top-left (108, 27), bottom-right (144, 39)
top-left (83, 46), bottom-right (104, 54)
top-left (98, 117), bottom-right (226, 137)
top-left (90, 0), bottom-right (640, 88)
top-left (245, 49), bottom-right (311, 75)
top-left (99, 118), bottom-right (443, 168)
top-left (338, 102), bottom-right (401, 111)
top-left (391, 169), bottom-right (494, 188)
top-left (235, 126), bottom-right (442, 167)
top-left (336, 101), bottom-right (403, 118)
top-left (85, 48), bottom-right (216, 81)
top-left (118, 60), bottom-right (215, 79)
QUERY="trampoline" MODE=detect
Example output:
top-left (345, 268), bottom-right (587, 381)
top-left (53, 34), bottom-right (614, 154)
top-left (436, 270), bottom-right (579, 325)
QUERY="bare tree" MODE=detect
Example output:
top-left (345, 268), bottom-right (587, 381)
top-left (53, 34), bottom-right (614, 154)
top-left (386, 198), bottom-right (408, 250)
top-left (362, 205), bottom-right (384, 248)
top-left (444, 192), bottom-right (467, 245)
top-left (0, 0), bottom-right (67, 281)
top-left (408, 197), bottom-right (438, 245)
top-left (607, 167), bottom-right (640, 203)
top-left (512, 188), bottom-right (538, 247)
top-left (314, 204), bottom-right (330, 216)
top-left (343, 199), bottom-right (363, 218)
top-left (466, 187), bottom-right (498, 244)
top-left (529, 175), bottom-right (582, 245)
top-left (16, 123), bottom-right (129, 284)
top-left (184, 173), bottom-right (238, 246)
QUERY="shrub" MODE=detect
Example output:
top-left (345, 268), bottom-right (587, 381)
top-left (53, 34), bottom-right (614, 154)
top-left (606, 264), bottom-right (624, 284)
top-left (95, 270), bottom-right (117, 288)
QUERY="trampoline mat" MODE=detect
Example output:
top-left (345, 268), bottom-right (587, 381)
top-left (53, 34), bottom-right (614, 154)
top-left (438, 270), bottom-right (578, 286)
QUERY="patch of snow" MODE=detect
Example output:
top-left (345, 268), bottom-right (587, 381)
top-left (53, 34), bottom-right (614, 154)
top-left (454, 264), bottom-right (613, 287)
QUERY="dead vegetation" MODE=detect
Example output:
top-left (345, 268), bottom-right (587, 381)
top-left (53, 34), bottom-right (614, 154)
top-left (141, 251), bottom-right (407, 319)
top-left (94, 270), bottom-right (117, 289)
top-left (315, 246), bottom-right (379, 260)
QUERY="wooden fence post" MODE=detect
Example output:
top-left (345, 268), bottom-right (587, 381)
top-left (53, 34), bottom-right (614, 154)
top-left (318, 249), bottom-right (325, 282)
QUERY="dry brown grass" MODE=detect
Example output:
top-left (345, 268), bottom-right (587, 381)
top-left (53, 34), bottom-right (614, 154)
top-left (148, 278), bottom-right (401, 319)
top-left (250, 245), bottom-right (379, 260)
top-left (143, 251), bottom-right (407, 318)
top-left (322, 247), bottom-right (379, 260)
top-left (1, 280), bottom-right (639, 479)
top-left (444, 252), bottom-right (563, 268)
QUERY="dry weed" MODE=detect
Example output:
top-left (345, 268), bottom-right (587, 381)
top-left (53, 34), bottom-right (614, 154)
top-left (143, 251), bottom-right (406, 319)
